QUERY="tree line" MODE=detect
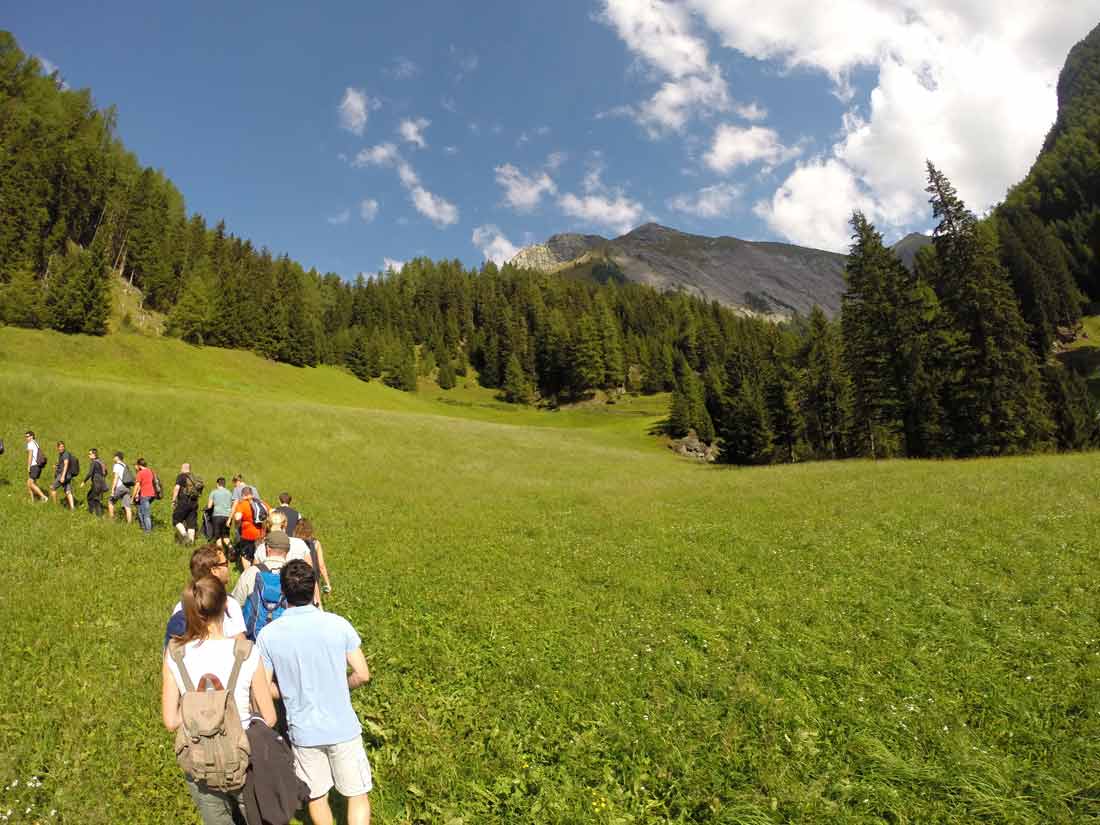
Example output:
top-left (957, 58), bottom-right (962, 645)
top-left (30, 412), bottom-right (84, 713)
top-left (1, 29), bottom-right (1098, 465)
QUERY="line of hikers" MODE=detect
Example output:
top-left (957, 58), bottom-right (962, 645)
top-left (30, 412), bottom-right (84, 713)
top-left (162, 544), bottom-right (371, 825)
top-left (21, 430), bottom-right (332, 593)
top-left (23, 430), bottom-right (364, 823)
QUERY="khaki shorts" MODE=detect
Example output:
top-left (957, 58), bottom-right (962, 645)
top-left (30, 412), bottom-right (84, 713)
top-left (292, 737), bottom-right (373, 800)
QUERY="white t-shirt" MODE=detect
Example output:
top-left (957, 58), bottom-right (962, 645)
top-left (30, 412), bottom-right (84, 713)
top-left (112, 461), bottom-right (126, 490)
top-left (253, 537), bottom-right (311, 567)
top-left (165, 639), bottom-right (260, 728)
top-left (171, 598), bottom-right (247, 639)
top-left (27, 440), bottom-right (39, 465)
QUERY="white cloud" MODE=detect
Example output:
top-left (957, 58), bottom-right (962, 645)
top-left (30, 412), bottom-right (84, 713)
top-left (599, 0), bottom-right (711, 79)
top-left (397, 161), bottom-right (420, 188)
top-left (338, 87), bottom-right (377, 136)
top-left (382, 257), bottom-right (405, 273)
top-left (637, 67), bottom-right (730, 134)
top-left (734, 101), bottom-right (768, 122)
top-left (410, 187), bottom-right (459, 227)
top-left (754, 158), bottom-right (875, 251)
top-left (441, 97), bottom-right (458, 113)
top-left (398, 117), bottom-right (431, 149)
top-left (704, 124), bottom-right (800, 173)
top-left (682, 0), bottom-right (1098, 248)
top-left (326, 209), bottom-right (351, 225)
top-left (597, 0), bottom-right (763, 136)
top-left (668, 182), bottom-right (742, 218)
top-left (352, 143), bottom-right (458, 228)
top-left (444, 145), bottom-right (459, 155)
top-left (352, 143), bottom-right (399, 168)
top-left (558, 170), bottom-right (646, 236)
top-left (388, 57), bottom-right (420, 79)
top-left (360, 199), bottom-right (379, 223)
top-left (495, 163), bottom-right (557, 213)
top-left (472, 225), bottom-right (521, 265)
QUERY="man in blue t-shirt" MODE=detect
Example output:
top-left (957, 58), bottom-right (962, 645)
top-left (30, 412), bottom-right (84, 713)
top-left (257, 560), bottom-right (373, 825)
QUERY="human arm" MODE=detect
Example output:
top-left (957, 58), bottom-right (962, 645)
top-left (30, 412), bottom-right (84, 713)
top-left (161, 655), bottom-right (182, 731)
top-left (347, 648), bottom-right (371, 690)
top-left (250, 662), bottom-right (278, 727)
top-left (315, 540), bottom-right (332, 590)
top-left (171, 482), bottom-right (181, 507)
top-left (263, 665), bottom-right (281, 700)
top-left (60, 456), bottom-right (69, 480)
top-left (230, 568), bottom-right (253, 606)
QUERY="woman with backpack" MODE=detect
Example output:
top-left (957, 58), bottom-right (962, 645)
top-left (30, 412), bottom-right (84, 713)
top-left (162, 575), bottom-right (277, 825)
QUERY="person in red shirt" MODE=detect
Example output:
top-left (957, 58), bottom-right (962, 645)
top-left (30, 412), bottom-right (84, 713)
top-left (231, 486), bottom-right (264, 570)
top-left (134, 457), bottom-right (157, 533)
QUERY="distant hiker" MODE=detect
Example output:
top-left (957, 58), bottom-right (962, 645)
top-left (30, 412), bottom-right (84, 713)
top-left (231, 474), bottom-right (261, 503)
top-left (257, 560), bottom-right (373, 825)
top-left (273, 492), bottom-right (301, 538)
top-left (295, 519), bottom-right (333, 606)
top-left (50, 440), bottom-right (77, 510)
top-left (24, 431), bottom-right (47, 503)
top-left (231, 486), bottom-right (264, 569)
top-left (81, 448), bottom-right (108, 516)
top-left (108, 451), bottom-right (134, 524)
top-left (164, 544), bottom-right (246, 648)
top-left (171, 463), bottom-right (203, 544)
top-left (162, 575), bottom-right (277, 825)
top-left (207, 477), bottom-right (234, 554)
top-left (134, 457), bottom-right (157, 533)
top-left (232, 530), bottom-right (292, 641)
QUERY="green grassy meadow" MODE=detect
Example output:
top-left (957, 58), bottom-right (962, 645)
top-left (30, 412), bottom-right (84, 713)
top-left (1, 326), bottom-right (1099, 824)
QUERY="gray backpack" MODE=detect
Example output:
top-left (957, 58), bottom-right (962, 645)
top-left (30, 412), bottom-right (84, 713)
top-left (169, 638), bottom-right (252, 791)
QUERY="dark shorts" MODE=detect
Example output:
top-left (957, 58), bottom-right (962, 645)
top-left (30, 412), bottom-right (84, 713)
top-left (213, 516), bottom-right (230, 539)
top-left (173, 501), bottom-right (198, 529)
top-left (28, 465), bottom-right (43, 481)
top-left (51, 478), bottom-right (72, 493)
top-left (234, 539), bottom-right (257, 562)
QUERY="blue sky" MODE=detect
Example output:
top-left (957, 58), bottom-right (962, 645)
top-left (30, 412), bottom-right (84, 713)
top-left (10, 1), bottom-right (1097, 276)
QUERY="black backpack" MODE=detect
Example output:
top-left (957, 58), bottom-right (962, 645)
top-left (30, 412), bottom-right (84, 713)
top-left (66, 454), bottom-right (80, 481)
top-left (35, 445), bottom-right (47, 467)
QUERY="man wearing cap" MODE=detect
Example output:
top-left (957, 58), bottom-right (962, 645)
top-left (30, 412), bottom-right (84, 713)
top-left (230, 529), bottom-right (292, 606)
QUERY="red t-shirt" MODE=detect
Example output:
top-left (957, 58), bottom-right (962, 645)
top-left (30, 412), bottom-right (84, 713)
top-left (233, 500), bottom-right (261, 542)
top-left (135, 467), bottom-right (156, 498)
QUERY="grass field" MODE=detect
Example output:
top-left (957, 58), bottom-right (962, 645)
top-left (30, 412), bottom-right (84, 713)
top-left (1, 326), bottom-right (1099, 824)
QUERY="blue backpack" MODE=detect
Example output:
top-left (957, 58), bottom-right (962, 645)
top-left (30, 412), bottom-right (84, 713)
top-left (243, 564), bottom-right (287, 640)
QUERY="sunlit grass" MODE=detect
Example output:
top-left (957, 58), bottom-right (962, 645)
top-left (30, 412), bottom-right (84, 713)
top-left (0, 326), bottom-right (1098, 824)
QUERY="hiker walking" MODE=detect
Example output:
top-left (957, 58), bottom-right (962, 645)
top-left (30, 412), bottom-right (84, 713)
top-left (134, 457), bottom-right (157, 533)
top-left (161, 575), bottom-right (277, 825)
top-left (207, 477), bottom-right (234, 555)
top-left (257, 560), bottom-right (373, 825)
top-left (164, 544), bottom-right (246, 648)
top-left (81, 448), bottom-right (108, 516)
top-left (294, 519), bottom-right (332, 608)
top-left (230, 486), bottom-right (265, 570)
top-left (171, 463), bottom-right (203, 544)
top-left (50, 440), bottom-right (77, 510)
top-left (24, 431), bottom-right (47, 503)
top-left (231, 530), bottom-right (291, 641)
top-left (273, 492), bottom-right (301, 538)
top-left (108, 451), bottom-right (134, 524)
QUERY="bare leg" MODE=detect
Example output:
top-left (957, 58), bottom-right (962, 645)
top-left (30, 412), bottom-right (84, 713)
top-left (124, 506), bottom-right (133, 524)
top-left (65, 490), bottom-right (75, 509)
top-left (347, 794), bottom-right (371, 825)
top-left (307, 796), bottom-right (334, 825)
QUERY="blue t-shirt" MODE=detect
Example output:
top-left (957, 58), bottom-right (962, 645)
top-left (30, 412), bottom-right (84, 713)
top-left (210, 487), bottom-right (233, 518)
top-left (257, 605), bottom-right (362, 747)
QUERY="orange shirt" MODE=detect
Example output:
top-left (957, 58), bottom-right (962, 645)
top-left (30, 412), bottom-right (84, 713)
top-left (135, 467), bottom-right (156, 499)
top-left (233, 499), bottom-right (262, 541)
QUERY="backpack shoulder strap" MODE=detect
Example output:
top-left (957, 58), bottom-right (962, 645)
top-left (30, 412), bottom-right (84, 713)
top-left (226, 638), bottom-right (253, 693)
top-left (168, 643), bottom-right (195, 692)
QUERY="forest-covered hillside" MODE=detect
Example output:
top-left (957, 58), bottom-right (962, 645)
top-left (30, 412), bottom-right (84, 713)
top-left (1, 24), bottom-right (1099, 465)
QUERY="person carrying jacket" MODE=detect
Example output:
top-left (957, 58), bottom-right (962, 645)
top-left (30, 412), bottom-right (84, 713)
top-left (81, 448), bottom-right (108, 516)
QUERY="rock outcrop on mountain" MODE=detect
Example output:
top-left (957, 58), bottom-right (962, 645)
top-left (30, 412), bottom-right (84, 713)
top-left (510, 223), bottom-right (848, 317)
